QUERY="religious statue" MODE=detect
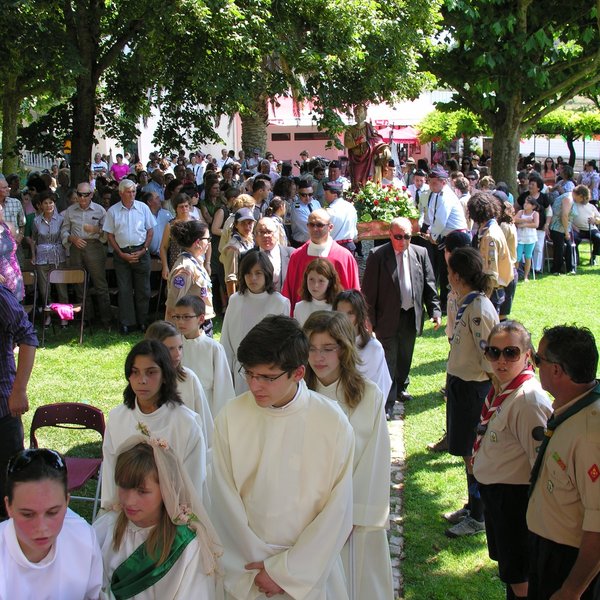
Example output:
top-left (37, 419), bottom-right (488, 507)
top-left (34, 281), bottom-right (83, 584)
top-left (344, 105), bottom-right (391, 189)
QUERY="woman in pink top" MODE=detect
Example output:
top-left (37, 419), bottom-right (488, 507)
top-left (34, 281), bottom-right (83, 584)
top-left (109, 153), bottom-right (130, 182)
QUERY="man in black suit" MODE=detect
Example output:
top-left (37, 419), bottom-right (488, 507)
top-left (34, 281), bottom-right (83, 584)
top-left (363, 217), bottom-right (442, 419)
top-left (254, 217), bottom-right (293, 293)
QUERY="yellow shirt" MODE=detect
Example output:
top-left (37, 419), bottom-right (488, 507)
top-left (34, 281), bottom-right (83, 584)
top-left (527, 392), bottom-right (600, 547)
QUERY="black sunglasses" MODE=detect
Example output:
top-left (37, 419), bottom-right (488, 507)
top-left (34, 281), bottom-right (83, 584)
top-left (392, 234), bottom-right (411, 241)
top-left (533, 353), bottom-right (557, 368)
top-left (483, 345), bottom-right (522, 362)
top-left (8, 448), bottom-right (66, 475)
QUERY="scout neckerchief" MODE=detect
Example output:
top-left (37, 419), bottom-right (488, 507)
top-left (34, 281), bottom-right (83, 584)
top-left (449, 291), bottom-right (482, 342)
top-left (110, 524), bottom-right (195, 599)
top-left (529, 381), bottom-right (600, 496)
top-left (478, 218), bottom-right (496, 240)
top-left (180, 251), bottom-right (212, 291)
top-left (471, 369), bottom-right (535, 461)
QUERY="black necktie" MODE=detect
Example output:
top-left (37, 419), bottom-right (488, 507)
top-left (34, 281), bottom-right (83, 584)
top-left (308, 202), bottom-right (313, 213)
top-left (415, 189), bottom-right (420, 203)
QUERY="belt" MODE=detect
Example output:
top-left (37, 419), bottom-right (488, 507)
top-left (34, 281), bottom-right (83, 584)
top-left (337, 238), bottom-right (354, 244)
top-left (120, 244), bottom-right (145, 253)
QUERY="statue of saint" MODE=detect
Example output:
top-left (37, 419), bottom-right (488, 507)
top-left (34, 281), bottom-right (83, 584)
top-left (344, 105), bottom-right (391, 189)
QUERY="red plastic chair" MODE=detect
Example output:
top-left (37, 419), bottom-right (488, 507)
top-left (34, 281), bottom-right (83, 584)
top-left (29, 402), bottom-right (105, 521)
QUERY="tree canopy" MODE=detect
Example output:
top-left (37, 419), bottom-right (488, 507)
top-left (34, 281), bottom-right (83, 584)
top-left (417, 108), bottom-right (485, 148)
top-left (423, 0), bottom-right (600, 191)
top-left (10, 0), bottom-right (442, 179)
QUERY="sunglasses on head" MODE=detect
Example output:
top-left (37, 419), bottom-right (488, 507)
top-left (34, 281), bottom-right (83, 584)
top-left (483, 345), bottom-right (522, 362)
top-left (392, 234), bottom-right (411, 241)
top-left (8, 448), bottom-right (66, 475)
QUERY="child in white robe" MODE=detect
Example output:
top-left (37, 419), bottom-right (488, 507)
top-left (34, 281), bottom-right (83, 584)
top-left (333, 289), bottom-right (392, 399)
top-left (210, 315), bottom-right (354, 599)
top-left (94, 436), bottom-right (223, 600)
top-left (293, 258), bottom-right (342, 326)
top-left (145, 320), bottom-right (214, 447)
top-left (0, 448), bottom-right (102, 600)
top-left (304, 311), bottom-right (394, 600)
top-left (101, 340), bottom-right (207, 509)
top-left (220, 251), bottom-right (290, 394)
top-left (174, 295), bottom-right (236, 419)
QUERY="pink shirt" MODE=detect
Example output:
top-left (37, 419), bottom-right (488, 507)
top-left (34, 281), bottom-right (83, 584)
top-left (109, 163), bottom-right (130, 182)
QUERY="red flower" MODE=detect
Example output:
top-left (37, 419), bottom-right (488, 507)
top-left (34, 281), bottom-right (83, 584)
top-left (373, 200), bottom-right (379, 205)
top-left (402, 186), bottom-right (407, 191)
top-left (385, 196), bottom-right (390, 201)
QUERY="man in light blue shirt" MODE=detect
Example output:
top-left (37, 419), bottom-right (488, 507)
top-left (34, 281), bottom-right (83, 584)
top-left (103, 179), bottom-right (157, 333)
top-left (425, 166), bottom-right (469, 312)
top-left (290, 181), bottom-right (321, 247)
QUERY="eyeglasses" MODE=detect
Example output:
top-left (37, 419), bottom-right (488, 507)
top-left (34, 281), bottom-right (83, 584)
top-left (239, 367), bottom-right (289, 384)
top-left (199, 237), bottom-right (211, 241)
top-left (483, 345), bottom-right (522, 362)
top-left (299, 192), bottom-right (313, 197)
top-left (256, 229), bottom-right (275, 236)
top-left (533, 353), bottom-right (558, 367)
top-left (171, 314), bottom-right (199, 321)
top-left (76, 191), bottom-right (92, 198)
top-left (8, 448), bottom-right (66, 475)
top-left (308, 222), bottom-right (328, 229)
top-left (392, 234), bottom-right (411, 241)
top-left (308, 344), bottom-right (339, 356)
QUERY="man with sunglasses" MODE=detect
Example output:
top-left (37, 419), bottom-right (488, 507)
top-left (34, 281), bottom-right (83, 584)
top-left (61, 182), bottom-right (112, 329)
top-left (527, 325), bottom-right (600, 600)
top-left (282, 209), bottom-right (360, 313)
top-left (363, 216), bottom-right (441, 420)
top-left (290, 180), bottom-right (321, 247)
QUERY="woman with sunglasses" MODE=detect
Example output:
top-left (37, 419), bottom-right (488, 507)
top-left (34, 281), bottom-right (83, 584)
top-left (443, 247), bottom-right (499, 538)
top-left (0, 448), bottom-right (102, 599)
top-left (473, 321), bottom-right (552, 600)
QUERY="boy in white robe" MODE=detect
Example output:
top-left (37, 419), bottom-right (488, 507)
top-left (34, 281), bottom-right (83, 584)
top-left (210, 315), bottom-right (355, 599)
top-left (173, 295), bottom-right (235, 419)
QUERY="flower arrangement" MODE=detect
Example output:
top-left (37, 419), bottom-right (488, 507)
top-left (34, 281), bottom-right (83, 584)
top-left (352, 180), bottom-right (419, 223)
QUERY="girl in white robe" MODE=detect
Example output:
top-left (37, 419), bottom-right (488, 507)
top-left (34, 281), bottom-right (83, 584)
top-left (293, 258), bottom-right (342, 325)
top-left (220, 251), bottom-right (290, 394)
top-left (94, 436), bottom-right (223, 600)
top-left (101, 340), bottom-right (207, 510)
top-left (0, 448), bottom-right (102, 600)
top-left (145, 320), bottom-right (214, 447)
top-left (333, 289), bottom-right (392, 399)
top-left (303, 311), bottom-right (394, 600)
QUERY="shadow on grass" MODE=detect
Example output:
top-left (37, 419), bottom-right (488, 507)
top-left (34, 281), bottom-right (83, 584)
top-left (402, 450), bottom-right (504, 599)
top-left (37, 328), bottom-right (144, 350)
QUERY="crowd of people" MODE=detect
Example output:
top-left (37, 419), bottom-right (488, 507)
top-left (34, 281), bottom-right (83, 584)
top-left (0, 146), bottom-right (599, 599)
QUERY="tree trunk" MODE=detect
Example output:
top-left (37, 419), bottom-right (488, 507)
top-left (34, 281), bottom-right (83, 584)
top-left (565, 135), bottom-right (576, 167)
top-left (70, 73), bottom-right (98, 185)
top-left (240, 96), bottom-right (268, 156)
top-left (490, 107), bottom-right (523, 197)
top-left (1, 75), bottom-right (21, 176)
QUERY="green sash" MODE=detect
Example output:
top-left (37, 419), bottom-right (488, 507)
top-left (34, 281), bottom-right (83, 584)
top-left (529, 382), bottom-right (600, 496)
top-left (111, 525), bottom-right (195, 600)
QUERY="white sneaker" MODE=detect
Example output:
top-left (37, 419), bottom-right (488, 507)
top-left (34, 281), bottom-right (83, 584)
top-left (445, 516), bottom-right (485, 538)
top-left (442, 507), bottom-right (469, 524)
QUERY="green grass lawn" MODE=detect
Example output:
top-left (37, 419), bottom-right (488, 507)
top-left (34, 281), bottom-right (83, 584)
top-left (21, 248), bottom-right (600, 599)
top-left (402, 251), bottom-right (600, 600)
